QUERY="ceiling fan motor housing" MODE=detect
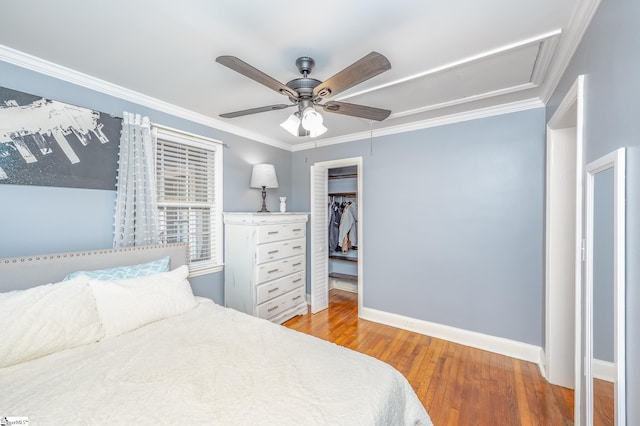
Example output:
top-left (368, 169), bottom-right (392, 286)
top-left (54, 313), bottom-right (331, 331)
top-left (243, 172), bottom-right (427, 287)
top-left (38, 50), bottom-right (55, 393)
top-left (286, 77), bottom-right (321, 101)
top-left (295, 57), bottom-right (315, 75)
top-left (283, 56), bottom-right (322, 102)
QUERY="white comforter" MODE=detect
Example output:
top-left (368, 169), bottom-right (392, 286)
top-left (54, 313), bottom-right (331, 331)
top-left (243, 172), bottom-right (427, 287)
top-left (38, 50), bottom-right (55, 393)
top-left (1, 298), bottom-right (431, 425)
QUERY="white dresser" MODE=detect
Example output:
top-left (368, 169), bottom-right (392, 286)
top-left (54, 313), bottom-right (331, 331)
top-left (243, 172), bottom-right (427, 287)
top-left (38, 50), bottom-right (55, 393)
top-left (223, 212), bottom-right (309, 324)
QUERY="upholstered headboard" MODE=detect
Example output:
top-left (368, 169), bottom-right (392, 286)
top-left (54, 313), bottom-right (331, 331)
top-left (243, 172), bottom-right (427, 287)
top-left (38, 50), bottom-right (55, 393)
top-left (0, 243), bottom-right (189, 292)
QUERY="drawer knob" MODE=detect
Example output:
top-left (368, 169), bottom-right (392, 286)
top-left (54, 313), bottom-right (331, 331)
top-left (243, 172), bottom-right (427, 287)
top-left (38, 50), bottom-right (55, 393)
top-left (293, 278), bottom-right (302, 283)
top-left (267, 268), bottom-right (279, 274)
top-left (292, 262), bottom-right (302, 267)
top-left (268, 250), bottom-right (280, 254)
top-left (267, 231), bottom-right (279, 235)
top-left (292, 246), bottom-right (302, 250)
top-left (268, 305), bottom-right (279, 312)
top-left (293, 295), bottom-right (302, 300)
top-left (268, 287), bottom-right (280, 293)
top-left (292, 228), bottom-right (302, 232)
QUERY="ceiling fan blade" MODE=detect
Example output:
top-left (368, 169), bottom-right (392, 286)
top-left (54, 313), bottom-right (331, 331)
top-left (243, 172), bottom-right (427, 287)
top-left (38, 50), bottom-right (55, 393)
top-left (321, 101), bottom-right (391, 121)
top-left (219, 104), bottom-right (293, 119)
top-left (216, 56), bottom-right (299, 99)
top-left (313, 52), bottom-right (391, 99)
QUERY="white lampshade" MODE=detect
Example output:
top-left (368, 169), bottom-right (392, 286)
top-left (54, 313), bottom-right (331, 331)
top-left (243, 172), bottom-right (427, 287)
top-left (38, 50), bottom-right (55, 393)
top-left (280, 112), bottom-right (301, 136)
top-left (301, 107), bottom-right (323, 131)
top-left (308, 123), bottom-right (327, 137)
top-left (250, 164), bottom-right (279, 189)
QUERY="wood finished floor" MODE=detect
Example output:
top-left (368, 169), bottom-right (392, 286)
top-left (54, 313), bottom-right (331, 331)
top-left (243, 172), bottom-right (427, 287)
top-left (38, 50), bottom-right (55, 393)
top-left (593, 379), bottom-right (614, 426)
top-left (284, 289), bottom-right (575, 426)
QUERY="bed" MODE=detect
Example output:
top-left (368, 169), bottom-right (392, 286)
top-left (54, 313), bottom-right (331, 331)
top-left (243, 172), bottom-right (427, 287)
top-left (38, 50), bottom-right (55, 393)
top-left (0, 243), bottom-right (431, 425)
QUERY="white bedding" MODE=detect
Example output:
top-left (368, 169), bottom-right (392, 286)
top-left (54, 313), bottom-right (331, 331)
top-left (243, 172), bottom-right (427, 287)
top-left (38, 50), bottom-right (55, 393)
top-left (1, 298), bottom-right (431, 425)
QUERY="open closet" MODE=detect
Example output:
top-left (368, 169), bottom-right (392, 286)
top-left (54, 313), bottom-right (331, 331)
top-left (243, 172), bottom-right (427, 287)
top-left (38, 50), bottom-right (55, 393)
top-left (310, 157), bottom-right (362, 315)
top-left (328, 166), bottom-right (358, 293)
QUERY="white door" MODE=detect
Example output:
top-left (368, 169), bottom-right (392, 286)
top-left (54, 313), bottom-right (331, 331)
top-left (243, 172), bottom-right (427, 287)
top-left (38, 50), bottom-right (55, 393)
top-left (310, 165), bottom-right (329, 313)
top-left (546, 126), bottom-right (578, 389)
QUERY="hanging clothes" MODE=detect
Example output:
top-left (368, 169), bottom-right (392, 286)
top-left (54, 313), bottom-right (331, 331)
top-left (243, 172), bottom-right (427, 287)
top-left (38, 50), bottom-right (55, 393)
top-left (328, 195), bottom-right (357, 253)
top-left (328, 200), bottom-right (342, 252)
top-left (338, 201), bottom-right (357, 253)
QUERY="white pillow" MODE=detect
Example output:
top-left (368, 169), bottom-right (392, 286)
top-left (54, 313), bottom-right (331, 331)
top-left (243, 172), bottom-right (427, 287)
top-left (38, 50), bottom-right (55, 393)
top-left (0, 276), bottom-right (104, 368)
top-left (89, 265), bottom-right (197, 339)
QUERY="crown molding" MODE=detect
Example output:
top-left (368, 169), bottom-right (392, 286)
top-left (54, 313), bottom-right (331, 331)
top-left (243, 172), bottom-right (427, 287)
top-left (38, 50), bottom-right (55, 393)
top-left (530, 33), bottom-right (561, 86)
top-left (292, 98), bottom-right (544, 152)
top-left (0, 44), bottom-right (291, 152)
top-left (540, 0), bottom-right (602, 103)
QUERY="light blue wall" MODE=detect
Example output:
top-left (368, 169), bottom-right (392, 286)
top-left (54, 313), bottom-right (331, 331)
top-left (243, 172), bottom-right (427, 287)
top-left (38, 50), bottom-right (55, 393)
top-left (292, 108), bottom-right (545, 346)
top-left (0, 60), bottom-right (292, 303)
top-left (546, 0), bottom-right (640, 422)
top-left (0, 185), bottom-right (116, 256)
top-left (328, 176), bottom-right (357, 194)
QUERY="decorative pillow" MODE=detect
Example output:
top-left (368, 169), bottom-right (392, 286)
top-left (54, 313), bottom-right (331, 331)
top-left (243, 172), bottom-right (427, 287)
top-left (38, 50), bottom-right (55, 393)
top-left (88, 265), bottom-right (197, 339)
top-left (0, 276), bottom-right (104, 368)
top-left (64, 256), bottom-right (170, 281)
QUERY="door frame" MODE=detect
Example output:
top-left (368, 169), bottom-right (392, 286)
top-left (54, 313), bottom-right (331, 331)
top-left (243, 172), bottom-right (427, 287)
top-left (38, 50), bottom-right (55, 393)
top-left (545, 75), bottom-right (584, 424)
top-left (584, 148), bottom-right (626, 426)
top-left (310, 156), bottom-right (363, 313)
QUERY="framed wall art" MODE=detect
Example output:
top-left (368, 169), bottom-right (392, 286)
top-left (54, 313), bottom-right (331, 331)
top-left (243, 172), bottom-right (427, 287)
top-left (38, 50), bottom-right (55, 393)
top-left (0, 86), bottom-right (122, 190)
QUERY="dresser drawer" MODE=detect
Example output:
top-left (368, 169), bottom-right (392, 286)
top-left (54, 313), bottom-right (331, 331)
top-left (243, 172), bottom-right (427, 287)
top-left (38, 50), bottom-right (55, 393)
top-left (256, 271), bottom-right (304, 304)
top-left (257, 255), bottom-right (305, 283)
top-left (256, 238), bottom-right (305, 264)
top-left (257, 223), bottom-right (306, 244)
top-left (257, 286), bottom-right (306, 320)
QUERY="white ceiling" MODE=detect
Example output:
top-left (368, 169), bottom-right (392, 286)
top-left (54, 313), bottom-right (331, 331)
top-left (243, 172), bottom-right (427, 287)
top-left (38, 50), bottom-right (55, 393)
top-left (0, 0), bottom-right (592, 150)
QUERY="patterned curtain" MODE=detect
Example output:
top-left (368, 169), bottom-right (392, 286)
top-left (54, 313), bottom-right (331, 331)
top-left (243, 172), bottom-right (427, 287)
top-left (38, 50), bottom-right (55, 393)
top-left (113, 112), bottom-right (159, 247)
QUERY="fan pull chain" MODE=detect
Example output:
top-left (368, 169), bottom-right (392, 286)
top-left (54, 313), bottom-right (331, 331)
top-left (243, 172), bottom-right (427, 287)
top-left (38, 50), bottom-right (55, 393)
top-left (370, 120), bottom-right (374, 156)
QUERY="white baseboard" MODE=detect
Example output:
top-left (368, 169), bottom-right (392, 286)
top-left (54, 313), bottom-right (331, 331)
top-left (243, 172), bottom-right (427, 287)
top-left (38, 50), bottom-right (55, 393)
top-left (301, 295), bottom-right (544, 366)
top-left (538, 349), bottom-right (547, 379)
top-left (592, 358), bottom-right (615, 382)
top-left (329, 278), bottom-right (358, 293)
top-left (359, 307), bottom-right (544, 365)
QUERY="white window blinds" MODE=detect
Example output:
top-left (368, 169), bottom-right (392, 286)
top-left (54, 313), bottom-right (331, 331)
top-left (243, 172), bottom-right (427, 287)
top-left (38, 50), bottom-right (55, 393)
top-left (155, 127), bottom-right (223, 275)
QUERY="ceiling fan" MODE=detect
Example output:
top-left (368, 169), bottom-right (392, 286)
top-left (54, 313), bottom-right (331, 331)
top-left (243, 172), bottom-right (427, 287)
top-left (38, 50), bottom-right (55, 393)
top-left (216, 52), bottom-right (392, 137)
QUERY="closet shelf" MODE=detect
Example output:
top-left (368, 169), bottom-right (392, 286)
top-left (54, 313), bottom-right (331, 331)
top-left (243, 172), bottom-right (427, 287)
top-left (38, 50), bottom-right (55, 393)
top-left (328, 192), bottom-right (356, 197)
top-left (329, 253), bottom-right (358, 262)
top-left (329, 272), bottom-right (358, 282)
top-left (328, 173), bottom-right (357, 180)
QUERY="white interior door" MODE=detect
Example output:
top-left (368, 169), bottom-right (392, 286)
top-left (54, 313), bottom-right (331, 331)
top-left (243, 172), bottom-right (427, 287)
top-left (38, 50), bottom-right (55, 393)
top-left (310, 165), bottom-right (329, 313)
top-left (546, 126), bottom-right (578, 388)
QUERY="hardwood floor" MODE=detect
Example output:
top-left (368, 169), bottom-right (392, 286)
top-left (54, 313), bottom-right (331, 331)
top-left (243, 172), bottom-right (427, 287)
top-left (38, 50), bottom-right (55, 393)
top-left (593, 379), bottom-right (614, 426)
top-left (284, 289), bottom-right (574, 425)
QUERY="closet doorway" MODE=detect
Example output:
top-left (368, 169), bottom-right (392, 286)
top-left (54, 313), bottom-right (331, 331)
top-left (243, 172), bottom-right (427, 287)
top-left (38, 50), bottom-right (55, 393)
top-left (328, 166), bottom-right (358, 292)
top-left (310, 157), bottom-right (363, 315)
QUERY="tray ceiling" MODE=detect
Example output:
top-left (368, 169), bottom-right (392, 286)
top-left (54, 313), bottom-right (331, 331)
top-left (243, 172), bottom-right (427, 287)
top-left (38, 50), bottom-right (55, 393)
top-left (0, 0), bottom-right (596, 150)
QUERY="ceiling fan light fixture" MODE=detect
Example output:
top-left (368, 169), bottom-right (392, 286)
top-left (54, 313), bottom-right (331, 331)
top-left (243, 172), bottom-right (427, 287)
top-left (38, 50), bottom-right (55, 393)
top-left (309, 123), bottom-right (327, 138)
top-left (301, 107), bottom-right (324, 132)
top-left (280, 112), bottom-right (301, 136)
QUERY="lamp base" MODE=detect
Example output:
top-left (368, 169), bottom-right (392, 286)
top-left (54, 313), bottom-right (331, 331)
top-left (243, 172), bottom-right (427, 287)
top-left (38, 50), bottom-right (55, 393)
top-left (258, 186), bottom-right (269, 213)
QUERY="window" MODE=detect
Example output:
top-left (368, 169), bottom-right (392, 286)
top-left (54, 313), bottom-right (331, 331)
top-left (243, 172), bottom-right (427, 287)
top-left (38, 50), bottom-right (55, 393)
top-left (154, 126), bottom-right (223, 276)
